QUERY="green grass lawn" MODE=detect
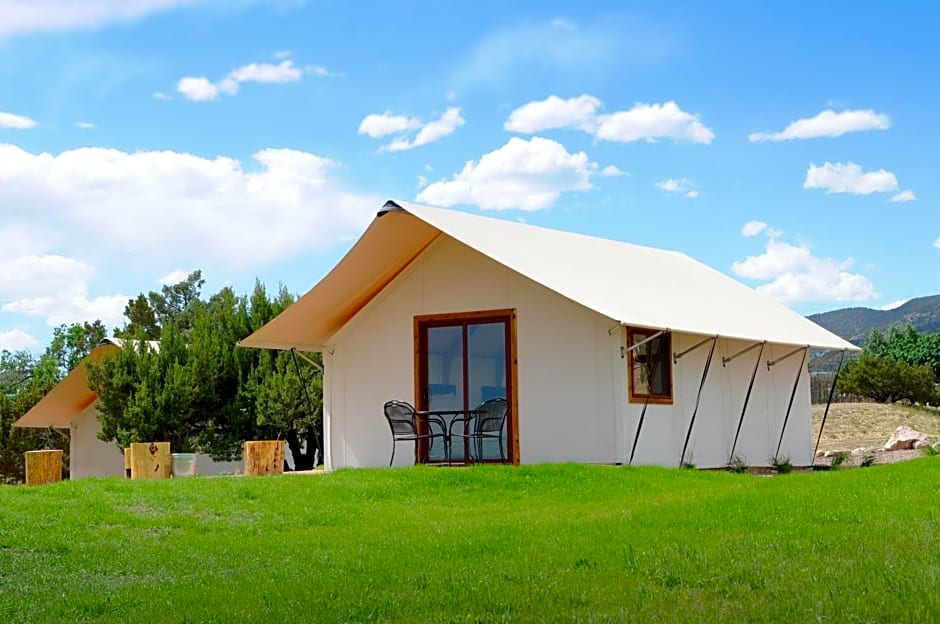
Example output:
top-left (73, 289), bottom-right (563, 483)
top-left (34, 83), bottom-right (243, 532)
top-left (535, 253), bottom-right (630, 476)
top-left (1, 461), bottom-right (938, 623)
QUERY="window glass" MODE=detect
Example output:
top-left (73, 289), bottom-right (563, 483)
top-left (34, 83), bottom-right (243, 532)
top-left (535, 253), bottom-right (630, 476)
top-left (627, 329), bottom-right (672, 403)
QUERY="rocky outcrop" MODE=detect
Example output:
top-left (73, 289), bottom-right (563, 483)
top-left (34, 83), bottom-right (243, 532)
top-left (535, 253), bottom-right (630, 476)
top-left (883, 426), bottom-right (928, 451)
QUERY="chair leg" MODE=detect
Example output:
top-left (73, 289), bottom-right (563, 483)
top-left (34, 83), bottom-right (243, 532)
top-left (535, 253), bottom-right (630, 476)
top-left (499, 436), bottom-right (505, 463)
top-left (390, 440), bottom-right (396, 467)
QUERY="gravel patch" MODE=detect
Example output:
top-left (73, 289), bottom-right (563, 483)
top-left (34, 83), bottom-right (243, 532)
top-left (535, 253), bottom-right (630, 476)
top-left (813, 448), bottom-right (928, 468)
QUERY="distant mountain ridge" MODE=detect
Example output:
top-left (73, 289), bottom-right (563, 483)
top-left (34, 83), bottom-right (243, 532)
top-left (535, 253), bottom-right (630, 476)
top-left (808, 294), bottom-right (940, 345)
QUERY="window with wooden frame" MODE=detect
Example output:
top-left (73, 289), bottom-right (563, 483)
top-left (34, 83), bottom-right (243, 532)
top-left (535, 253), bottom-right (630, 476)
top-left (626, 327), bottom-right (673, 404)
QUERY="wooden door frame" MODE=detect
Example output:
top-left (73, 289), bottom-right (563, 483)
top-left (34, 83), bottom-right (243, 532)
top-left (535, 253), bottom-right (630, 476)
top-left (413, 308), bottom-right (519, 465)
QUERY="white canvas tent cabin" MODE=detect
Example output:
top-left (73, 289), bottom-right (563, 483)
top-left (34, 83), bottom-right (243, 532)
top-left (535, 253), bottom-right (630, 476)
top-left (14, 339), bottom-right (126, 479)
top-left (15, 338), bottom-right (241, 478)
top-left (240, 199), bottom-right (858, 470)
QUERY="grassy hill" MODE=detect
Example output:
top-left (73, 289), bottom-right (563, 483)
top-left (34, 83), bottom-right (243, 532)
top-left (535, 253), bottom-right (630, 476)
top-left (1, 462), bottom-right (938, 622)
top-left (809, 294), bottom-right (940, 345)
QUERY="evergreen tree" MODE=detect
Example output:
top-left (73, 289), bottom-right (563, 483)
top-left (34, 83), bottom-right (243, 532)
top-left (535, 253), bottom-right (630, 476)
top-left (839, 325), bottom-right (940, 404)
top-left (88, 276), bottom-right (323, 467)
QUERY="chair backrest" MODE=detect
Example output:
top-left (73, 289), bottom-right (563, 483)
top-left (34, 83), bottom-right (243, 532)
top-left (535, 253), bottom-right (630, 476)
top-left (384, 401), bottom-right (418, 437)
top-left (474, 397), bottom-right (508, 433)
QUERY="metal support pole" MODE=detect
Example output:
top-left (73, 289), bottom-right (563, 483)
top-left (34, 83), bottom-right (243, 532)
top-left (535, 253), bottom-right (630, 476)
top-left (620, 329), bottom-right (667, 359)
top-left (628, 331), bottom-right (669, 465)
top-left (728, 341), bottom-right (765, 462)
top-left (674, 335), bottom-right (719, 364)
top-left (679, 336), bottom-right (718, 467)
top-left (628, 399), bottom-right (650, 466)
top-left (767, 345), bottom-right (808, 371)
top-left (774, 346), bottom-right (808, 460)
top-left (290, 348), bottom-right (324, 463)
top-left (293, 349), bottom-right (324, 372)
top-left (813, 349), bottom-right (848, 459)
top-left (722, 340), bottom-right (765, 367)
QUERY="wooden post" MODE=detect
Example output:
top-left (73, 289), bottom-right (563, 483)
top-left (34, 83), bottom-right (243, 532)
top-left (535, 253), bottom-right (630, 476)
top-left (243, 440), bottom-right (285, 476)
top-left (129, 442), bottom-right (172, 480)
top-left (124, 448), bottom-right (131, 479)
top-left (25, 450), bottom-right (63, 485)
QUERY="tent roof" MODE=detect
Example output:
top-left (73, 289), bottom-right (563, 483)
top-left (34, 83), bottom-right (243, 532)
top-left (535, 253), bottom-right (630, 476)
top-left (14, 340), bottom-right (121, 428)
top-left (240, 200), bottom-right (857, 352)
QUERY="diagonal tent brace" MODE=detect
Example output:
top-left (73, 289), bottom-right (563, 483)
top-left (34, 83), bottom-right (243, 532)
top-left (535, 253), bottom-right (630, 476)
top-left (725, 341), bottom-right (766, 462)
top-left (771, 345), bottom-right (809, 461)
top-left (814, 349), bottom-right (848, 459)
top-left (677, 335), bottom-right (719, 467)
top-left (290, 348), bottom-right (324, 465)
top-left (627, 330), bottom-right (670, 465)
top-left (292, 349), bottom-right (324, 372)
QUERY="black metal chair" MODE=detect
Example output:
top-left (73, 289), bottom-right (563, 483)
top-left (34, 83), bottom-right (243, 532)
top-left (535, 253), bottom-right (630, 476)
top-left (449, 397), bottom-right (509, 463)
top-left (383, 400), bottom-right (446, 467)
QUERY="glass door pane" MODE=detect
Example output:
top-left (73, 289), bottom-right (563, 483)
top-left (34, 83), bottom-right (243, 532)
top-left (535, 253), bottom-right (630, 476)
top-left (426, 325), bottom-right (463, 462)
top-left (467, 322), bottom-right (507, 462)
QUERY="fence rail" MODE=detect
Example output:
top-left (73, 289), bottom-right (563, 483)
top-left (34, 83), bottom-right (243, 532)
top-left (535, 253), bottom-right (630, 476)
top-left (809, 372), bottom-right (872, 405)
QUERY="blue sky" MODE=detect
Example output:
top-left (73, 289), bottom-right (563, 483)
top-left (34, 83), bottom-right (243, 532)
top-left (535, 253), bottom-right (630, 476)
top-left (0, 0), bottom-right (937, 351)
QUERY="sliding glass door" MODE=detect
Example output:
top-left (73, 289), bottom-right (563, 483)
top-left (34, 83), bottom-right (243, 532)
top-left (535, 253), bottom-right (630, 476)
top-left (415, 310), bottom-right (515, 464)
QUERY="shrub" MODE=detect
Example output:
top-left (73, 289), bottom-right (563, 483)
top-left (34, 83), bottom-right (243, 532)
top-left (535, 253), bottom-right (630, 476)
top-left (770, 455), bottom-right (793, 474)
top-left (830, 451), bottom-right (851, 470)
top-left (838, 354), bottom-right (937, 404)
top-left (726, 455), bottom-right (749, 474)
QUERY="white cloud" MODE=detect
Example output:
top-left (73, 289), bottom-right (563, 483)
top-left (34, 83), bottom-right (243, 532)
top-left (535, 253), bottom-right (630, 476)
top-left (0, 0), bottom-right (194, 39)
top-left (741, 220), bottom-right (768, 237)
top-left (879, 299), bottom-right (909, 311)
top-left (417, 175), bottom-right (428, 188)
top-left (0, 112), bottom-right (37, 129)
top-left (748, 109), bottom-right (890, 142)
top-left (595, 101), bottom-right (714, 144)
top-left (656, 178), bottom-right (698, 197)
top-left (273, 50), bottom-right (292, 60)
top-left (600, 165), bottom-right (625, 177)
top-left (364, 107), bottom-right (465, 152)
top-left (504, 96), bottom-right (713, 144)
top-left (177, 76), bottom-right (219, 102)
top-left (504, 94), bottom-right (601, 133)
top-left (0, 328), bottom-right (38, 351)
top-left (890, 189), bottom-right (916, 202)
top-left (306, 65), bottom-right (335, 77)
top-left (416, 136), bottom-right (594, 211)
top-left (225, 59), bottom-right (302, 87)
top-left (732, 239), bottom-right (877, 304)
top-left (75, 121), bottom-right (95, 129)
top-left (0, 143), bottom-right (380, 269)
top-left (177, 59), bottom-right (319, 102)
top-left (935, 237), bottom-right (940, 250)
top-left (387, 108), bottom-right (465, 152)
top-left (0, 255), bottom-right (128, 328)
top-left (452, 20), bottom-right (620, 89)
top-left (158, 269), bottom-right (190, 285)
top-left (153, 91), bottom-right (171, 101)
top-left (0, 255), bottom-right (93, 300)
top-left (803, 162), bottom-right (899, 195)
top-left (6, 293), bottom-right (129, 328)
top-left (357, 112), bottom-right (421, 139)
